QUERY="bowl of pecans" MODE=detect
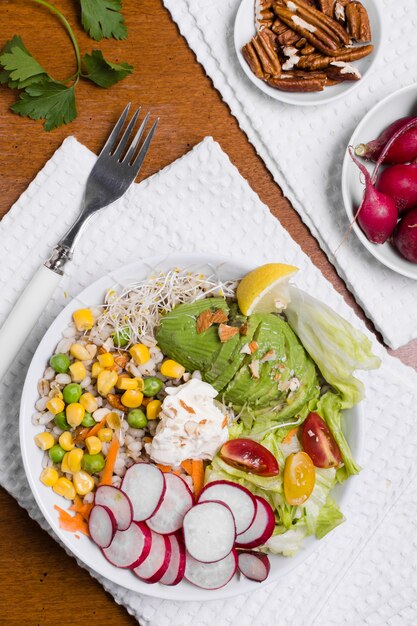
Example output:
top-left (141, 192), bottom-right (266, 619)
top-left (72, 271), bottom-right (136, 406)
top-left (234, 0), bottom-right (382, 106)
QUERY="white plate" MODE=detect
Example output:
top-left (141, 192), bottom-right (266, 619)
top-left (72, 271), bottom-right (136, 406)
top-left (20, 252), bottom-right (363, 601)
top-left (342, 84), bottom-right (417, 279)
top-left (234, 0), bottom-right (382, 106)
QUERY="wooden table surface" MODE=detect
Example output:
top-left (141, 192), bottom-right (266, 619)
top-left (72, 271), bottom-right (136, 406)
top-left (0, 1), bottom-right (416, 624)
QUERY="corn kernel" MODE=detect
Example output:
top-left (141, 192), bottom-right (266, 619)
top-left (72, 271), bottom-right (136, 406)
top-left (73, 308), bottom-right (94, 331)
top-left (85, 435), bottom-right (102, 455)
top-left (66, 402), bottom-right (85, 427)
top-left (67, 447), bottom-right (84, 473)
top-left (116, 376), bottom-right (138, 390)
top-left (97, 370), bottom-right (118, 396)
top-left (106, 412), bottom-right (122, 430)
top-left (40, 467), bottom-right (59, 487)
top-left (98, 352), bottom-right (114, 368)
top-left (160, 359), bottom-right (185, 379)
top-left (61, 452), bottom-right (71, 473)
top-left (34, 432), bottom-right (55, 450)
top-left (98, 428), bottom-right (113, 442)
top-left (46, 396), bottom-right (65, 415)
top-left (58, 431), bottom-right (74, 451)
top-left (129, 343), bottom-right (150, 365)
top-left (79, 392), bottom-right (98, 413)
top-left (121, 389), bottom-right (144, 408)
top-left (70, 343), bottom-right (91, 361)
top-left (147, 399), bottom-right (162, 420)
top-left (136, 378), bottom-right (144, 391)
top-left (53, 477), bottom-right (76, 500)
top-left (73, 470), bottom-right (95, 496)
top-left (91, 362), bottom-right (103, 378)
top-left (69, 361), bottom-right (87, 382)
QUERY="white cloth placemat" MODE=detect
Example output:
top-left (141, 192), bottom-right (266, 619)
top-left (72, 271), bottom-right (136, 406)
top-left (1, 136), bottom-right (417, 625)
top-left (161, 0), bottom-right (417, 350)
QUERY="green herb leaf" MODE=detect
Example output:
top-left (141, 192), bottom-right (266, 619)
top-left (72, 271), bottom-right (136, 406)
top-left (79, 0), bottom-right (127, 40)
top-left (82, 50), bottom-right (133, 87)
top-left (0, 36), bottom-right (48, 89)
top-left (11, 80), bottom-right (77, 131)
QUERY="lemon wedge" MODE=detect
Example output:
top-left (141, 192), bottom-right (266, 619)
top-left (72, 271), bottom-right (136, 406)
top-left (237, 263), bottom-right (299, 315)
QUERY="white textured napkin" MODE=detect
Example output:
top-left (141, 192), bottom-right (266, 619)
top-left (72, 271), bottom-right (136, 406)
top-left (1, 137), bottom-right (417, 625)
top-left (162, 0), bottom-right (417, 350)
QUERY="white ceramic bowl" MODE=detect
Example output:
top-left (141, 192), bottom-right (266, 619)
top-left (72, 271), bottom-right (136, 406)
top-left (234, 0), bottom-right (382, 106)
top-left (19, 252), bottom-right (363, 601)
top-left (342, 83), bottom-right (417, 279)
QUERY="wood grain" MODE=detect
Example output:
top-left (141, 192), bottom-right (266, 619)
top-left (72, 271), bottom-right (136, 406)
top-left (0, 0), bottom-right (415, 623)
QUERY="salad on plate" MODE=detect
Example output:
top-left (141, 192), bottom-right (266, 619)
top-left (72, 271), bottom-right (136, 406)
top-left (30, 262), bottom-right (380, 590)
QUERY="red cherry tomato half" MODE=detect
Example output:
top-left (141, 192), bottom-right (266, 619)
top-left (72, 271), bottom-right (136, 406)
top-left (219, 438), bottom-right (279, 477)
top-left (301, 412), bottom-right (343, 469)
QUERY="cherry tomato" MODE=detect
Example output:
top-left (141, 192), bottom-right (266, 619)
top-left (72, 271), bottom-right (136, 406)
top-left (283, 451), bottom-right (315, 506)
top-left (220, 438), bottom-right (279, 477)
top-left (301, 412), bottom-right (342, 468)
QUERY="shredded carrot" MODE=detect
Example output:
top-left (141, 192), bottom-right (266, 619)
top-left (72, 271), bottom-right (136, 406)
top-left (81, 417), bottom-right (107, 439)
top-left (191, 459), bottom-right (204, 499)
top-left (69, 495), bottom-right (93, 521)
top-left (221, 416), bottom-right (228, 429)
top-left (181, 460), bottom-right (193, 475)
top-left (282, 426), bottom-right (300, 445)
top-left (157, 464), bottom-right (172, 473)
top-left (54, 505), bottom-right (89, 536)
top-left (98, 435), bottom-right (120, 486)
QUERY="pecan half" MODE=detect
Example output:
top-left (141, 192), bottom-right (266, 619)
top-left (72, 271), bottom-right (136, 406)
top-left (272, 18), bottom-right (303, 45)
top-left (326, 61), bottom-right (361, 81)
top-left (280, 0), bottom-right (350, 45)
top-left (196, 309), bottom-right (214, 334)
top-left (315, 0), bottom-right (336, 16)
top-left (218, 324), bottom-right (240, 342)
top-left (300, 43), bottom-right (315, 54)
top-left (266, 72), bottom-right (326, 91)
top-left (297, 43), bottom-right (373, 69)
top-left (346, 1), bottom-right (371, 42)
top-left (256, 0), bottom-right (275, 30)
top-left (211, 309), bottom-right (229, 324)
top-left (274, 5), bottom-right (341, 56)
top-left (242, 28), bottom-right (281, 78)
top-left (242, 41), bottom-right (265, 78)
top-left (107, 393), bottom-right (127, 411)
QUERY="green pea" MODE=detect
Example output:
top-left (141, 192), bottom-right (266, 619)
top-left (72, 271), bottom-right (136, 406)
top-left (82, 453), bottom-right (105, 474)
top-left (127, 409), bottom-right (148, 429)
top-left (142, 377), bottom-right (163, 397)
top-left (54, 412), bottom-right (71, 431)
top-left (112, 327), bottom-right (130, 348)
top-left (49, 444), bottom-right (66, 463)
top-left (62, 383), bottom-right (82, 404)
top-left (81, 412), bottom-right (95, 427)
top-left (49, 353), bottom-right (70, 373)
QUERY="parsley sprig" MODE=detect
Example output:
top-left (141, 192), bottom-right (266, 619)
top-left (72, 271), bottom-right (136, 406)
top-left (0, 0), bottom-right (133, 130)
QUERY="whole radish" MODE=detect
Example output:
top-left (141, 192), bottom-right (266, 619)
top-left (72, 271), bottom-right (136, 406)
top-left (355, 116), bottom-right (417, 164)
top-left (376, 163), bottom-right (417, 215)
top-left (349, 148), bottom-right (398, 244)
top-left (392, 208), bottom-right (417, 263)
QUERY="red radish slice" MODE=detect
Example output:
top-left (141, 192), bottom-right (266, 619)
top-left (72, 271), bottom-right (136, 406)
top-left (121, 463), bottom-right (166, 521)
top-left (235, 496), bottom-right (275, 549)
top-left (238, 551), bottom-right (270, 582)
top-left (94, 485), bottom-right (133, 531)
top-left (146, 473), bottom-right (193, 534)
top-left (102, 521), bottom-right (151, 569)
top-left (183, 501), bottom-right (236, 563)
top-left (88, 505), bottom-right (117, 549)
top-left (185, 550), bottom-right (238, 590)
top-left (198, 480), bottom-right (256, 535)
top-left (159, 533), bottom-right (186, 586)
top-left (133, 530), bottom-right (172, 583)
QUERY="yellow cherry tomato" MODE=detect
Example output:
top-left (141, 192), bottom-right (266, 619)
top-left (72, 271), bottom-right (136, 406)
top-left (283, 451), bottom-right (315, 506)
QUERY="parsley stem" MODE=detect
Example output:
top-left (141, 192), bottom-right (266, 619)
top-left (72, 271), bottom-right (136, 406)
top-left (31, 0), bottom-right (81, 76)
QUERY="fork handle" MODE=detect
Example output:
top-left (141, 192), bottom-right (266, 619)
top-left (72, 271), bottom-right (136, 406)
top-left (0, 265), bottom-right (61, 381)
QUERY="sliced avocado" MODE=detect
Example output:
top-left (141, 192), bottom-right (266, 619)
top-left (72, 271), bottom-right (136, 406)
top-left (156, 297), bottom-right (228, 372)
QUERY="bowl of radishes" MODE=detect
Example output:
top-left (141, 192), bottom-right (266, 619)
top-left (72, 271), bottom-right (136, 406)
top-left (342, 84), bottom-right (417, 279)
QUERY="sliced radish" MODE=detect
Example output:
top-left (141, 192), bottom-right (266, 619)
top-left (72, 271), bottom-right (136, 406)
top-left (146, 473), bottom-right (193, 534)
top-left (159, 533), bottom-right (186, 586)
top-left (185, 550), bottom-right (238, 590)
top-left (94, 485), bottom-right (133, 531)
top-left (133, 530), bottom-right (172, 583)
top-left (183, 501), bottom-right (236, 563)
top-left (235, 496), bottom-right (275, 549)
top-left (238, 551), bottom-right (270, 582)
top-left (198, 480), bottom-right (256, 535)
top-left (121, 463), bottom-right (166, 521)
top-left (88, 505), bottom-right (117, 549)
top-left (102, 521), bottom-right (151, 569)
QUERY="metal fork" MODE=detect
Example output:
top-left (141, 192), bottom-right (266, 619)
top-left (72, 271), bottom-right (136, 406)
top-left (0, 104), bottom-right (158, 381)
